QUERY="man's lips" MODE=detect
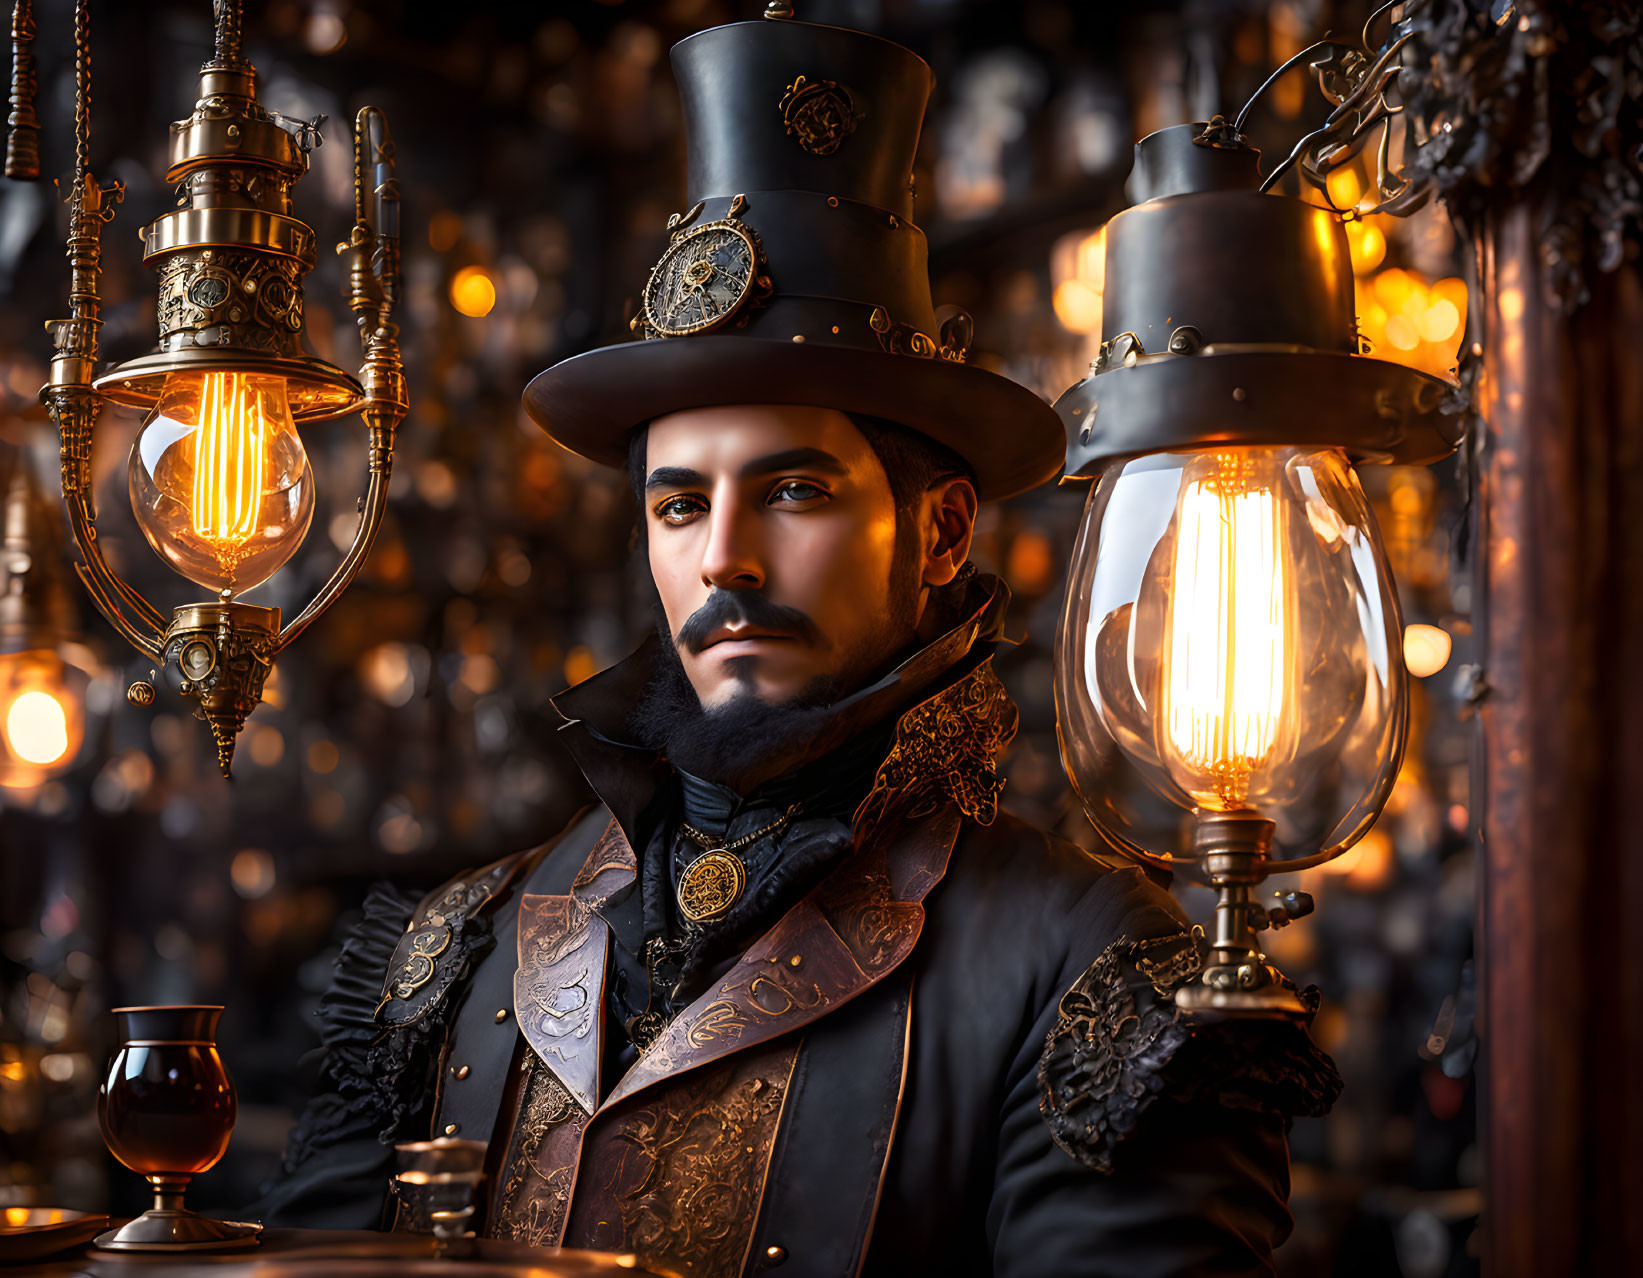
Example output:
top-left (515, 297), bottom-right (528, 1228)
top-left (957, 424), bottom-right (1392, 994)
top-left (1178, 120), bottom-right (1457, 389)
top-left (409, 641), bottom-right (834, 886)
top-left (699, 625), bottom-right (799, 650)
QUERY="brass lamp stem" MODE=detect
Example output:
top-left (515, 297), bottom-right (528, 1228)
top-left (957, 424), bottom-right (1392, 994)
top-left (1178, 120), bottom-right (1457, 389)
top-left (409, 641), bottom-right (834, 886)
top-left (1173, 810), bottom-right (1311, 1018)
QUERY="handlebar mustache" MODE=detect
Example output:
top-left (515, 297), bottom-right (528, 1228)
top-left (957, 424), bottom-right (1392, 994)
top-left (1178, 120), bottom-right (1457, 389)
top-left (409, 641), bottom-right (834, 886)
top-left (676, 590), bottom-right (821, 654)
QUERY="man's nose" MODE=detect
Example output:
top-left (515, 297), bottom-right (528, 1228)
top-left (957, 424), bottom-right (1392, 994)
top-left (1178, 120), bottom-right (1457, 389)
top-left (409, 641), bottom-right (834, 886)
top-left (699, 497), bottom-right (766, 591)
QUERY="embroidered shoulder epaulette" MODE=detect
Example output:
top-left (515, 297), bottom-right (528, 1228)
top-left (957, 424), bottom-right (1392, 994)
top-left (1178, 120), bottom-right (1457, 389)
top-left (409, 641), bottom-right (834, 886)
top-left (375, 846), bottom-right (537, 1027)
top-left (1037, 930), bottom-right (1343, 1173)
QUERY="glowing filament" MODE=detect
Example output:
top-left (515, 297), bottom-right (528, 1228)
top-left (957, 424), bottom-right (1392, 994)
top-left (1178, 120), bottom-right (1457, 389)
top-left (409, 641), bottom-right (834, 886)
top-left (1161, 456), bottom-right (1290, 808)
top-left (189, 372), bottom-right (267, 566)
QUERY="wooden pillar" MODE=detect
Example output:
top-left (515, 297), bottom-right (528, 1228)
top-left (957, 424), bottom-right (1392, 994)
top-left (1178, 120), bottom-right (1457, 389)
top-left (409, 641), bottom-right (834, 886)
top-left (1477, 199), bottom-right (1643, 1274)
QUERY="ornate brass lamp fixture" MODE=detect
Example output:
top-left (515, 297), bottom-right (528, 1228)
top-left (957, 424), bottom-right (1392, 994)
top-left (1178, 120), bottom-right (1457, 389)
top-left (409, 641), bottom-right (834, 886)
top-left (29, 0), bottom-right (403, 776)
top-left (1053, 14), bottom-right (1466, 1017)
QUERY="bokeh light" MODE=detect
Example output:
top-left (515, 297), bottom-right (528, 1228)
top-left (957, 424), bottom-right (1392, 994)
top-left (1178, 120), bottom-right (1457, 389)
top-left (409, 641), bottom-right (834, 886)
top-left (1404, 624), bottom-right (1453, 678)
top-left (450, 266), bottom-right (498, 318)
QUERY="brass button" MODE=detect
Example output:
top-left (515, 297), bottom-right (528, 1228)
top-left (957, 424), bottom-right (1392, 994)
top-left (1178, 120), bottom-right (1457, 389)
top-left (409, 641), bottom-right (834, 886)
top-left (495, 1008), bottom-right (509, 1023)
top-left (444, 1123), bottom-right (459, 1136)
top-left (455, 1065), bottom-right (470, 1080)
top-left (764, 1244), bottom-right (787, 1266)
top-left (788, 955), bottom-right (802, 968)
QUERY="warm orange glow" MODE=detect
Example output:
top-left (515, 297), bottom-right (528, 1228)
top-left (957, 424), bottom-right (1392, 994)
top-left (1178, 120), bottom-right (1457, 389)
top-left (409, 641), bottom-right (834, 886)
top-left (1050, 224), bottom-right (1108, 336)
top-left (1384, 314), bottom-right (1420, 351)
top-left (450, 266), bottom-right (497, 317)
top-left (190, 372), bottom-right (267, 568)
top-left (1403, 623), bottom-right (1453, 677)
top-left (1373, 268), bottom-right (1417, 310)
top-left (5, 688), bottom-right (70, 766)
top-left (0, 650), bottom-right (85, 787)
top-left (1052, 279), bottom-right (1103, 335)
top-left (1420, 298), bottom-right (1461, 342)
top-left (1326, 165), bottom-right (1363, 210)
top-left (1316, 826), bottom-right (1396, 890)
top-left (1159, 452), bottom-right (1294, 809)
top-left (1347, 221), bottom-right (1386, 274)
top-left (1077, 225), bottom-right (1107, 296)
top-left (130, 371), bottom-right (313, 592)
top-left (1357, 268), bottom-right (1469, 380)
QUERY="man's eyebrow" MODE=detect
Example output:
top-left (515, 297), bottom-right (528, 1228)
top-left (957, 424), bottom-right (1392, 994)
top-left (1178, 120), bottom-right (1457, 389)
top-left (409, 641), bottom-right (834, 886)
top-left (644, 465), bottom-right (708, 492)
top-left (740, 447), bottom-right (848, 478)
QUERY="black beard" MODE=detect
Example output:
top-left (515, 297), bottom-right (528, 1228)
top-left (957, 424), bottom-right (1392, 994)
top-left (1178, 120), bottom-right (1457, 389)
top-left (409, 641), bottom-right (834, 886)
top-left (628, 634), bottom-right (850, 788)
top-left (628, 512), bottom-right (927, 788)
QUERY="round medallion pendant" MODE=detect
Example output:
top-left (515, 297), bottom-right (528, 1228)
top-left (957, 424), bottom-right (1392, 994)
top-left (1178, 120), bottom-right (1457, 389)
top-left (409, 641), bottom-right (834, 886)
top-left (641, 222), bottom-right (760, 337)
top-left (677, 849), bottom-right (747, 923)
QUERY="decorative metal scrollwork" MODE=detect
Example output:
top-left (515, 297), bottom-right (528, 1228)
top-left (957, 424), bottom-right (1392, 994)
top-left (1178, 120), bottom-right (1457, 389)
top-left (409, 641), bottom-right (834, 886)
top-left (779, 75), bottom-right (859, 156)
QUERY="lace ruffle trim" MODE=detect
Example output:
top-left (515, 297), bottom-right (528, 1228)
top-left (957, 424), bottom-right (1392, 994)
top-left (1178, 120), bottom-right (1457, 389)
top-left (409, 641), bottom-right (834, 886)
top-left (279, 882), bottom-right (497, 1172)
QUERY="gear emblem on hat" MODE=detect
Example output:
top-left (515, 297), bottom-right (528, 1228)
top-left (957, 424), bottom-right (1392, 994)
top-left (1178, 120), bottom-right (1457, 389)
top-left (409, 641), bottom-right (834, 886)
top-left (636, 193), bottom-right (773, 338)
top-left (779, 75), bottom-right (860, 156)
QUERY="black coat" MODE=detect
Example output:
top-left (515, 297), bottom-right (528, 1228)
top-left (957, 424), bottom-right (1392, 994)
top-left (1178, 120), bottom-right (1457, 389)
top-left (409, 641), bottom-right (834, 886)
top-left (257, 580), bottom-right (1334, 1277)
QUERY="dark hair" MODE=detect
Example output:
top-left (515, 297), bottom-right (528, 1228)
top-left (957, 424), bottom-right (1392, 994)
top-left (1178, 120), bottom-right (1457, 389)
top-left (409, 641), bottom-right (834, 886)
top-left (624, 412), bottom-right (973, 515)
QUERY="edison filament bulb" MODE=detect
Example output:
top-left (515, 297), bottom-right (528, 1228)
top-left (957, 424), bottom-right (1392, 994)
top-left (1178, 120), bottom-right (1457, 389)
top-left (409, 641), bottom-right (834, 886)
top-left (1157, 451), bottom-right (1298, 811)
top-left (1055, 445), bottom-right (1406, 863)
top-left (128, 371), bottom-right (315, 594)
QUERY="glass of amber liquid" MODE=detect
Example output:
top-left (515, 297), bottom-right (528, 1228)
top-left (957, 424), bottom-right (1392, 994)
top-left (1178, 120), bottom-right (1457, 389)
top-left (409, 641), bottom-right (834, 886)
top-left (93, 1006), bottom-right (260, 1251)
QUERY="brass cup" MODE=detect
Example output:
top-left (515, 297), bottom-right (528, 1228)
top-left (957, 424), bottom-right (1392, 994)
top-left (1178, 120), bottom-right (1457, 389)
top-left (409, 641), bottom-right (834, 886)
top-left (392, 1137), bottom-right (488, 1255)
top-left (93, 1005), bottom-right (261, 1251)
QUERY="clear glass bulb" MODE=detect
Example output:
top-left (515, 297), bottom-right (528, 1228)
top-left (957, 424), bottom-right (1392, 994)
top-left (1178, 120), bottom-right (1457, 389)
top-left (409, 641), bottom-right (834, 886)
top-left (0, 648), bottom-right (87, 788)
top-left (128, 371), bottom-right (315, 593)
top-left (1055, 445), bottom-right (1407, 863)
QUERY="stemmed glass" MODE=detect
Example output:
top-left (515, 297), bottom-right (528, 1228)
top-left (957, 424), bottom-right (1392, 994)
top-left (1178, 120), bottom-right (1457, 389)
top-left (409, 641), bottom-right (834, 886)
top-left (94, 1005), bottom-right (261, 1251)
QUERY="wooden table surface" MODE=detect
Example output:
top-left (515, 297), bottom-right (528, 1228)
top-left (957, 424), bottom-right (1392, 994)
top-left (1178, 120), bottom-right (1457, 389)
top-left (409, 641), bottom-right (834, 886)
top-left (0, 1227), bottom-right (673, 1276)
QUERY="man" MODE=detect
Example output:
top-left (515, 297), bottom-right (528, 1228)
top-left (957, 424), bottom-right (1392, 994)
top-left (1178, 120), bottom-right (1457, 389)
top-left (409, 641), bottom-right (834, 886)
top-left (259, 10), bottom-right (1337, 1275)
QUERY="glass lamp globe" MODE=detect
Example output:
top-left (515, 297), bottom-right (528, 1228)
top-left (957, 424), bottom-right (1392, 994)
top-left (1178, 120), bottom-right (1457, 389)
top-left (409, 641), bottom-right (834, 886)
top-left (1055, 444), bottom-right (1407, 869)
top-left (128, 371), bottom-right (315, 595)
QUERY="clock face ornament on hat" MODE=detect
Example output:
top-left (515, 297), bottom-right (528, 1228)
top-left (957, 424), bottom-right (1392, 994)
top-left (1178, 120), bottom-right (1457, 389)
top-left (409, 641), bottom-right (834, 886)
top-left (522, 5), bottom-right (1066, 503)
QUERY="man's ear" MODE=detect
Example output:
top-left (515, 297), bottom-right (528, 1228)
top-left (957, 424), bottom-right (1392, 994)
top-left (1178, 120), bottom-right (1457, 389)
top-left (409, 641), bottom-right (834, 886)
top-left (920, 477), bottom-right (979, 588)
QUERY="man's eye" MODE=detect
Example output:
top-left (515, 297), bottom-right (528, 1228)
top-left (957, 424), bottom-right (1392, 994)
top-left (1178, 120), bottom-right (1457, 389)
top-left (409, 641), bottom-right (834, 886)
top-left (770, 480), bottom-right (826, 505)
top-left (654, 495), bottom-right (705, 524)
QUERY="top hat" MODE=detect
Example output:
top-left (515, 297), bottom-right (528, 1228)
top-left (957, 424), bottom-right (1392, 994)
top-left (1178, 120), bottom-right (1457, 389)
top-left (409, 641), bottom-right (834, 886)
top-left (521, 10), bottom-right (1065, 502)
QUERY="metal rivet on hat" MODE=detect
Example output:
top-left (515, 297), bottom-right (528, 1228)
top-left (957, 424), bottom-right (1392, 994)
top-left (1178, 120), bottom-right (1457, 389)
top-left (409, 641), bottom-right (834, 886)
top-left (444, 1123), bottom-right (459, 1136)
top-left (831, 326), bottom-right (839, 334)
top-left (827, 197), bottom-right (838, 207)
top-left (764, 1244), bottom-right (788, 1266)
top-left (791, 335), bottom-right (804, 343)
top-left (455, 1065), bottom-right (470, 1080)
top-left (495, 1008), bottom-right (509, 1023)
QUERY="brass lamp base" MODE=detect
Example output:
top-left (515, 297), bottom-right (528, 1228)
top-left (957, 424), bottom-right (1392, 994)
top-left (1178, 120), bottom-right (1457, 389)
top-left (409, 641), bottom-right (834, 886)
top-left (160, 601), bottom-right (281, 776)
top-left (1173, 809), bottom-right (1314, 1020)
top-left (93, 1210), bottom-right (261, 1252)
top-left (1174, 971), bottom-right (1311, 1018)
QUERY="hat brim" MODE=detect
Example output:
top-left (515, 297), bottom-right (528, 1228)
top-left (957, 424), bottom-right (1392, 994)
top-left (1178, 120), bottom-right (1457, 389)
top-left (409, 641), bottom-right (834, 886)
top-left (522, 336), bottom-right (1066, 502)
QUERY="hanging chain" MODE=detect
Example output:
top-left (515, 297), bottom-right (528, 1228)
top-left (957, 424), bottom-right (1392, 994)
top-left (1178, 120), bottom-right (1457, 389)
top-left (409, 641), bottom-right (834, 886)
top-left (207, 0), bottom-right (246, 71)
top-left (679, 803), bottom-right (801, 856)
top-left (5, 0), bottom-right (39, 180)
top-left (72, 0), bottom-right (88, 179)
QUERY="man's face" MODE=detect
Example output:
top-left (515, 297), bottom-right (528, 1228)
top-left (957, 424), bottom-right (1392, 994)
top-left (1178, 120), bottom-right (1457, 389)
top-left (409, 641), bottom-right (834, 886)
top-left (644, 404), bottom-right (906, 711)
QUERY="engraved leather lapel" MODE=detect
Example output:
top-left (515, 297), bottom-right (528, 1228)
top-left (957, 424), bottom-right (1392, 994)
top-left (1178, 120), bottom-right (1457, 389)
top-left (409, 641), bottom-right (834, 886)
top-left (514, 819), bottom-right (636, 1114)
top-left (600, 805), bottom-right (961, 1111)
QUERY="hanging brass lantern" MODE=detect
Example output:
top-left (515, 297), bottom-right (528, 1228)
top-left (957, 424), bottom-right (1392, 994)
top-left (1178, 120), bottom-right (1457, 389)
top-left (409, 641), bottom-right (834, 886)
top-left (27, 0), bottom-right (405, 776)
